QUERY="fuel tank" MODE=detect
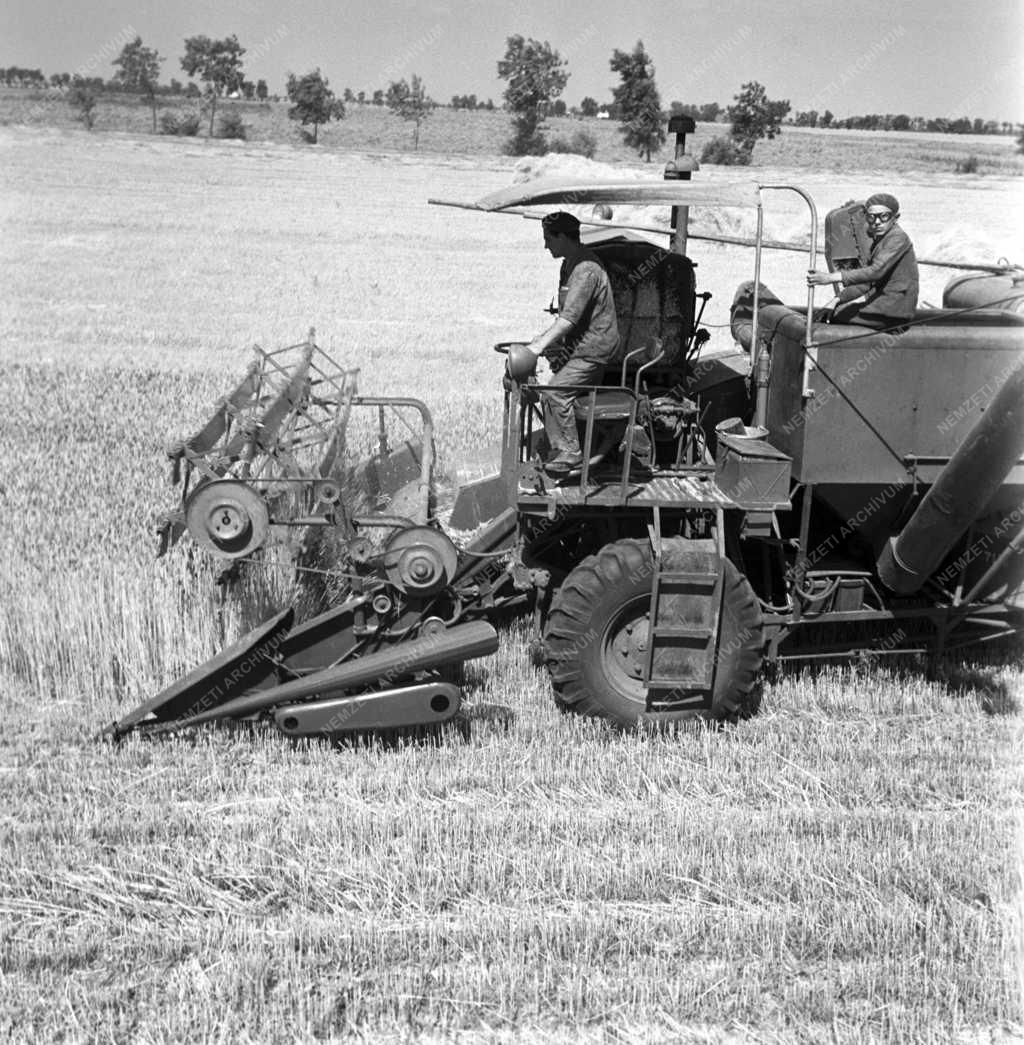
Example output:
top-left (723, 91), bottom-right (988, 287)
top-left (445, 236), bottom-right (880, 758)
top-left (942, 271), bottom-right (1024, 314)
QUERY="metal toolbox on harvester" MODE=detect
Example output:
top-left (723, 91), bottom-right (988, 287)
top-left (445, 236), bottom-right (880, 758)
top-left (714, 419), bottom-right (791, 508)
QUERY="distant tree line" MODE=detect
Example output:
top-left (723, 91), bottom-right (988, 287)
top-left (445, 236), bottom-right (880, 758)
top-left (7, 29), bottom-right (446, 147)
top-left (1, 67), bottom-right (47, 88)
top-left (790, 109), bottom-right (1018, 135)
top-left (493, 37), bottom-right (789, 163)
top-left (3, 66), bottom-right (271, 101)
top-left (669, 101), bottom-right (722, 123)
top-left (449, 95), bottom-right (496, 110)
top-left (670, 100), bottom-right (1018, 137)
top-left (7, 36), bottom-right (1021, 154)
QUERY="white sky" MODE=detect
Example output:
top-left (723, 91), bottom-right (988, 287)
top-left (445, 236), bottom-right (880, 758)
top-left (3, 0), bottom-right (1022, 122)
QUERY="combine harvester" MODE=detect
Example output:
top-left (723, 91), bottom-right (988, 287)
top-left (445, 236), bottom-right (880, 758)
top-left (105, 118), bottom-right (1024, 742)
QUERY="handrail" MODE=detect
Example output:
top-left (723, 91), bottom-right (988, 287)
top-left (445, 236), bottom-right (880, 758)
top-left (620, 345), bottom-right (648, 386)
top-left (634, 349), bottom-right (666, 396)
top-left (753, 185), bottom-right (820, 421)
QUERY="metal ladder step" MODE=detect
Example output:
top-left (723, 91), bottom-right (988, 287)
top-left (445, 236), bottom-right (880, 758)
top-left (643, 511), bottom-right (724, 695)
top-left (655, 571), bottom-right (718, 586)
top-left (649, 625), bottom-right (714, 640)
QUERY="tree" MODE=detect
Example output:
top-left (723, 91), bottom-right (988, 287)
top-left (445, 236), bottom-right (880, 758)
top-left (256, 79), bottom-right (267, 102)
top-left (497, 35), bottom-right (568, 155)
top-left (112, 36), bottom-right (163, 132)
top-left (580, 96), bottom-right (599, 118)
top-left (386, 75), bottom-right (434, 150)
top-left (609, 41), bottom-right (666, 161)
top-left (820, 109), bottom-right (834, 128)
top-left (726, 80), bottom-right (790, 158)
top-left (6, 67), bottom-right (45, 88)
top-left (372, 88), bottom-right (384, 106)
top-left (700, 135), bottom-right (751, 166)
top-left (285, 69), bottom-right (345, 144)
top-left (180, 35), bottom-right (245, 137)
top-left (67, 85), bottom-right (97, 129)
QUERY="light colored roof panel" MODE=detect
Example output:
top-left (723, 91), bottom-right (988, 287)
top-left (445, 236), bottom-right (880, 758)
top-left (465, 178), bottom-right (761, 212)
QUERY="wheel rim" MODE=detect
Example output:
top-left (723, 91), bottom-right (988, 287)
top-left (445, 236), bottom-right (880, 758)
top-left (602, 594), bottom-right (650, 702)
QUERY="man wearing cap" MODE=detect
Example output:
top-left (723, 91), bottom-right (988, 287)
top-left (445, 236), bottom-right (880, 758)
top-left (527, 211), bottom-right (619, 474)
top-left (807, 192), bottom-right (918, 328)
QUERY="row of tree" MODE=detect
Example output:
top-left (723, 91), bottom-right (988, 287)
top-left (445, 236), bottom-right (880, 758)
top-left (791, 109), bottom-right (1017, 135)
top-left (3, 67), bottom-right (270, 100)
top-left (495, 35), bottom-right (1022, 161)
top-left (50, 32), bottom-right (435, 147)
top-left (495, 37), bottom-right (788, 162)
top-left (50, 32), bottom-right (784, 160)
top-left (1, 67), bottom-right (47, 88)
top-left (20, 31), bottom-right (1022, 156)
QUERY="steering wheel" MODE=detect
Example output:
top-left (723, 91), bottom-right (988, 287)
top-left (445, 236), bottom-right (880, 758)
top-left (493, 341), bottom-right (529, 355)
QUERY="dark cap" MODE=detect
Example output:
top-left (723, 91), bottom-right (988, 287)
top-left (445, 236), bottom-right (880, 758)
top-left (865, 192), bottom-right (900, 215)
top-left (541, 211), bottom-right (581, 237)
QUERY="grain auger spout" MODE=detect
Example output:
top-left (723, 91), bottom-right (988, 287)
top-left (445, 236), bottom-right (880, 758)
top-left (107, 334), bottom-right (520, 742)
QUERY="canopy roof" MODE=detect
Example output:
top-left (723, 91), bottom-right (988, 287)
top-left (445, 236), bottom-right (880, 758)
top-left (430, 178), bottom-right (761, 213)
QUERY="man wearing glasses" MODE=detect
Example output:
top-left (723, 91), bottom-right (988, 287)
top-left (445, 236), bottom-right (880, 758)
top-left (807, 192), bottom-right (918, 329)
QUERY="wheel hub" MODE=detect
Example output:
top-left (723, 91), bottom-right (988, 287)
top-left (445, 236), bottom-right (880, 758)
top-left (184, 480), bottom-right (270, 558)
top-left (610, 616), bottom-right (650, 681)
top-left (384, 526), bottom-right (458, 596)
top-left (207, 502), bottom-right (247, 542)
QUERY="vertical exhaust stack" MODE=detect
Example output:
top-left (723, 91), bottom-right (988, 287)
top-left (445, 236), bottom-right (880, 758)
top-left (663, 116), bottom-right (697, 257)
top-left (877, 362), bottom-right (1024, 594)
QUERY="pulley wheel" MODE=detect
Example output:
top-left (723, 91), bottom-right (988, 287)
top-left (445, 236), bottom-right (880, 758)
top-left (384, 526), bottom-right (458, 596)
top-left (315, 479), bottom-right (342, 505)
top-left (184, 480), bottom-right (270, 558)
top-left (345, 536), bottom-right (374, 564)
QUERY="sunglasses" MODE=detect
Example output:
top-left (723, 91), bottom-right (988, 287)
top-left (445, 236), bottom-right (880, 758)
top-left (866, 211), bottom-right (894, 223)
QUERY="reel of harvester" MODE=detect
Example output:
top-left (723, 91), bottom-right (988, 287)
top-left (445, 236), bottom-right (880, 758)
top-left (157, 330), bottom-right (362, 564)
top-left (106, 332), bottom-right (521, 744)
top-left (156, 331), bottom-right (441, 587)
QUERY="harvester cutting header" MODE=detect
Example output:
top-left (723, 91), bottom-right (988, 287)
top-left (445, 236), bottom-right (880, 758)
top-left (105, 117), bottom-right (1024, 743)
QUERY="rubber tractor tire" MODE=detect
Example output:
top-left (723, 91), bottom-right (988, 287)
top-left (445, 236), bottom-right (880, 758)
top-left (543, 538), bottom-right (763, 728)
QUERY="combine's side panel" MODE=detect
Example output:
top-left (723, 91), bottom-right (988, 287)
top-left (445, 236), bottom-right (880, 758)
top-left (731, 291), bottom-right (1024, 553)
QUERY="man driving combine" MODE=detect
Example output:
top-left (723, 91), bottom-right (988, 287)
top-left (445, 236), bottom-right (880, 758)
top-left (527, 211), bottom-right (619, 475)
top-left (807, 192), bottom-right (919, 329)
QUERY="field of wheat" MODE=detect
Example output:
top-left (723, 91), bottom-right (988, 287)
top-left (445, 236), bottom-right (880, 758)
top-left (0, 124), bottom-right (1022, 1042)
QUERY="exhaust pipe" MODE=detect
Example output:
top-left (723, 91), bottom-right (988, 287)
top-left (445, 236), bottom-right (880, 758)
top-left (877, 362), bottom-right (1024, 594)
